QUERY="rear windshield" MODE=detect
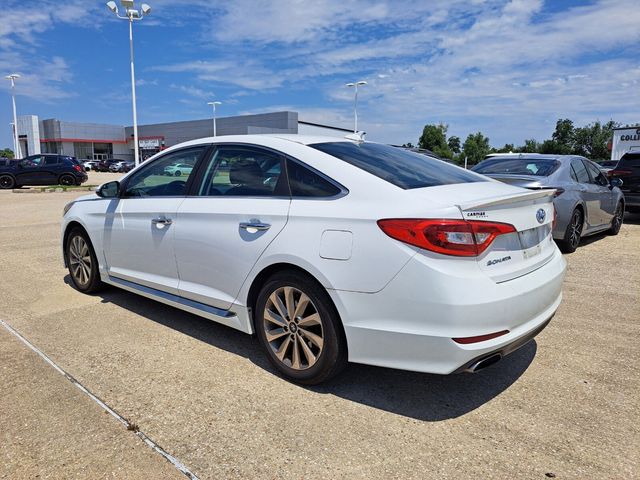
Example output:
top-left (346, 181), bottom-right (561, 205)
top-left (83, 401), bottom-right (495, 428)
top-left (472, 158), bottom-right (560, 176)
top-left (309, 142), bottom-right (485, 189)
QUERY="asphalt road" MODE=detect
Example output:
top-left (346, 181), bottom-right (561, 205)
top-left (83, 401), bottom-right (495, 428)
top-left (0, 188), bottom-right (638, 479)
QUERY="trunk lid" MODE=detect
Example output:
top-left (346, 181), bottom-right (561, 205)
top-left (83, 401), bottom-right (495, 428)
top-left (456, 189), bottom-right (556, 282)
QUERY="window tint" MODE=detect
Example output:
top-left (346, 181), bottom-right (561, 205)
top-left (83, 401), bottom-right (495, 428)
top-left (310, 142), bottom-right (485, 189)
top-left (583, 160), bottom-right (607, 186)
top-left (472, 158), bottom-right (559, 176)
top-left (44, 157), bottom-right (59, 165)
top-left (618, 153), bottom-right (640, 170)
top-left (198, 146), bottom-right (286, 197)
top-left (571, 159), bottom-right (590, 183)
top-left (287, 159), bottom-right (341, 197)
top-left (124, 147), bottom-right (206, 197)
top-left (21, 156), bottom-right (43, 168)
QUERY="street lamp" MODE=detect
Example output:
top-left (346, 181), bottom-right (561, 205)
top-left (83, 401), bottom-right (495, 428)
top-left (207, 101), bottom-right (221, 137)
top-left (345, 80), bottom-right (367, 133)
top-left (5, 74), bottom-right (21, 159)
top-left (106, 1), bottom-right (151, 166)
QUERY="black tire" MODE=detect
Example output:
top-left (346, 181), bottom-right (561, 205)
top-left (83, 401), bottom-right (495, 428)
top-left (608, 202), bottom-right (624, 235)
top-left (65, 227), bottom-right (104, 294)
top-left (254, 271), bottom-right (347, 385)
top-left (59, 174), bottom-right (76, 186)
top-left (174, 170), bottom-right (181, 176)
top-left (557, 208), bottom-right (583, 253)
top-left (0, 174), bottom-right (15, 189)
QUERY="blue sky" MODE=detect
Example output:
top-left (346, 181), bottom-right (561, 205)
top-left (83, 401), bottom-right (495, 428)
top-left (1, 0), bottom-right (638, 150)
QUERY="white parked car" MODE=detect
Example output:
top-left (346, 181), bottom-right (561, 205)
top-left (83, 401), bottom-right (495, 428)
top-left (62, 135), bottom-right (566, 384)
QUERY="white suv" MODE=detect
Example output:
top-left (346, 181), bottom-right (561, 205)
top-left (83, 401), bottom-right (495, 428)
top-left (62, 135), bottom-right (566, 384)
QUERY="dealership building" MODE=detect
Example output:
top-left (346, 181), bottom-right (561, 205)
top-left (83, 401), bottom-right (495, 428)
top-left (14, 111), bottom-right (352, 160)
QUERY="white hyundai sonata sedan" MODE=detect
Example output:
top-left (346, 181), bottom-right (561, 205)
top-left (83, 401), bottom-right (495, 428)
top-left (62, 135), bottom-right (566, 384)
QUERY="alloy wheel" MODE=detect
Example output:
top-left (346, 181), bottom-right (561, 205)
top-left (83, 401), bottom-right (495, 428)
top-left (569, 211), bottom-right (583, 249)
top-left (0, 175), bottom-right (14, 189)
top-left (60, 175), bottom-right (75, 186)
top-left (263, 286), bottom-right (324, 371)
top-left (69, 235), bottom-right (92, 286)
top-left (612, 204), bottom-right (623, 231)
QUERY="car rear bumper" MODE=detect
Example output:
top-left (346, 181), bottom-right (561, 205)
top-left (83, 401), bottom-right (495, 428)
top-left (621, 191), bottom-right (640, 208)
top-left (329, 246), bottom-right (566, 374)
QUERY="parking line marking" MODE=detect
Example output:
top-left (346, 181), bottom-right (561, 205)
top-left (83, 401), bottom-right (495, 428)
top-left (0, 318), bottom-right (200, 480)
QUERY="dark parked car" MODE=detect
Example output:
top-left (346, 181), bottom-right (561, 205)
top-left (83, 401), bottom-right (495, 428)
top-left (0, 154), bottom-right (88, 189)
top-left (109, 160), bottom-right (135, 173)
top-left (472, 154), bottom-right (624, 253)
top-left (95, 158), bottom-right (127, 172)
top-left (610, 152), bottom-right (640, 213)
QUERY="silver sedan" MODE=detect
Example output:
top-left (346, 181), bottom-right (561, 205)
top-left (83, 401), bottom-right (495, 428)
top-left (472, 154), bottom-right (624, 253)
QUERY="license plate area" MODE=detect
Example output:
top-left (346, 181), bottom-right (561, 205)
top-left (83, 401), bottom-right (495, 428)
top-left (519, 224), bottom-right (551, 258)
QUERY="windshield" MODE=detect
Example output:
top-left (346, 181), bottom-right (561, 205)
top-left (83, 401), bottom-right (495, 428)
top-left (310, 142), bottom-right (485, 189)
top-left (472, 158), bottom-right (560, 176)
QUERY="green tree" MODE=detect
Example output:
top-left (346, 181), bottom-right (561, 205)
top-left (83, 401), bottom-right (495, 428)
top-left (492, 143), bottom-right (515, 154)
top-left (461, 132), bottom-right (491, 166)
top-left (540, 139), bottom-right (563, 154)
top-left (0, 148), bottom-right (14, 158)
top-left (447, 136), bottom-right (461, 154)
top-left (418, 123), bottom-right (451, 157)
top-left (519, 138), bottom-right (540, 153)
top-left (572, 120), bottom-right (619, 159)
top-left (551, 118), bottom-right (575, 154)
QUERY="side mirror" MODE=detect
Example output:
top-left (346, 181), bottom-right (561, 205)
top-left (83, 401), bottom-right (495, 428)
top-left (610, 177), bottom-right (623, 188)
top-left (97, 180), bottom-right (120, 198)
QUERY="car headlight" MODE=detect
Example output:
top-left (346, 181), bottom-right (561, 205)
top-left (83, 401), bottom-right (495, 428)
top-left (63, 201), bottom-right (75, 216)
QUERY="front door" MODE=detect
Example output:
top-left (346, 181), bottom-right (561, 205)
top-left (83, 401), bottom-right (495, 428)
top-left (174, 145), bottom-right (291, 310)
top-left (103, 146), bottom-right (207, 294)
top-left (15, 155), bottom-right (48, 185)
top-left (583, 159), bottom-right (615, 225)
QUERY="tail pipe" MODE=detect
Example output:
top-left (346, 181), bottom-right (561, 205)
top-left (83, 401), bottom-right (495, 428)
top-left (465, 352), bottom-right (503, 373)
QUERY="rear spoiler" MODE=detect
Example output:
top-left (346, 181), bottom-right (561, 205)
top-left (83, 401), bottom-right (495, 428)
top-left (456, 189), bottom-right (556, 211)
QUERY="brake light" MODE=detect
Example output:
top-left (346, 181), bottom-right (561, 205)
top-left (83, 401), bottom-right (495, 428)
top-left (73, 164), bottom-right (82, 172)
top-left (377, 219), bottom-right (516, 257)
top-left (609, 169), bottom-right (632, 177)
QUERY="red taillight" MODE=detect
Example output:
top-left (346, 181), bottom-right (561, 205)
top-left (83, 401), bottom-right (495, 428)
top-left (552, 188), bottom-right (564, 197)
top-left (377, 219), bottom-right (516, 257)
top-left (609, 169), bottom-right (632, 177)
top-left (552, 204), bottom-right (557, 230)
top-left (452, 330), bottom-right (510, 344)
top-left (73, 164), bottom-right (82, 172)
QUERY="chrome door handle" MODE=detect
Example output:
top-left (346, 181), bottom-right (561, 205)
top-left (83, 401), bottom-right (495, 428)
top-left (240, 221), bottom-right (271, 231)
top-left (152, 217), bottom-right (173, 226)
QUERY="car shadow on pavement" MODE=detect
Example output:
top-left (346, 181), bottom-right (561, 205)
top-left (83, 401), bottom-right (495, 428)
top-left (87, 280), bottom-right (536, 422)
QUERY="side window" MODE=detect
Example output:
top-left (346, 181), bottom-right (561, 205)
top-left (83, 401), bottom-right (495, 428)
top-left (583, 160), bottom-right (608, 186)
top-left (198, 146), bottom-right (286, 197)
top-left (21, 156), bottom-right (43, 168)
top-left (44, 157), bottom-right (59, 165)
top-left (287, 159), bottom-right (341, 197)
top-left (570, 159), bottom-right (590, 184)
top-left (124, 146), bottom-right (206, 197)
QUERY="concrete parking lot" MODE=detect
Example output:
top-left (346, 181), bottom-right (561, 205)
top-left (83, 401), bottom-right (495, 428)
top-left (0, 188), bottom-right (638, 479)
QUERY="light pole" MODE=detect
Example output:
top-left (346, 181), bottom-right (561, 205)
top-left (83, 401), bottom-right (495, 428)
top-left (5, 74), bottom-right (21, 159)
top-left (207, 101), bottom-right (221, 137)
top-left (345, 80), bottom-right (367, 133)
top-left (106, 1), bottom-right (151, 166)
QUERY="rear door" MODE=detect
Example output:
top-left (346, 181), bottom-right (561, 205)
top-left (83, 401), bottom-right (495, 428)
top-left (174, 145), bottom-right (291, 311)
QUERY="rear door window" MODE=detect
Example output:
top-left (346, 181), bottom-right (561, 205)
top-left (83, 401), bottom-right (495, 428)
top-left (570, 159), bottom-right (590, 184)
top-left (310, 142), bottom-right (484, 189)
